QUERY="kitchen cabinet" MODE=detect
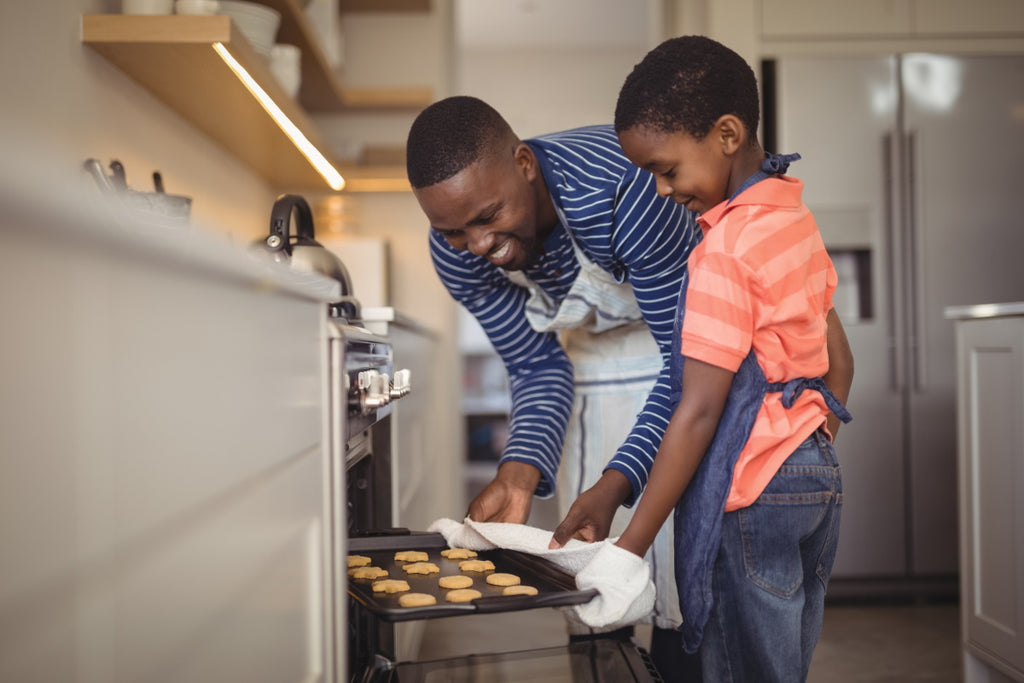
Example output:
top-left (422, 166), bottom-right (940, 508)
top-left (949, 304), bottom-right (1024, 683)
top-left (456, 307), bottom-right (510, 495)
top-left (0, 142), bottom-right (341, 682)
top-left (253, 0), bottom-right (432, 111)
top-left (760, 0), bottom-right (1024, 39)
top-left (761, 0), bottom-right (913, 38)
top-left (82, 9), bottom-right (429, 192)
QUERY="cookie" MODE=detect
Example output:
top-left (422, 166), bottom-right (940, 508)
top-left (349, 566), bottom-right (388, 580)
top-left (458, 559), bottom-right (496, 572)
top-left (445, 588), bottom-right (482, 603)
top-left (485, 572), bottom-right (521, 587)
top-left (438, 575), bottom-right (474, 589)
top-left (347, 555), bottom-right (372, 568)
top-left (398, 593), bottom-right (437, 607)
top-left (502, 585), bottom-right (538, 596)
top-left (440, 548), bottom-right (478, 559)
top-left (394, 550), bottom-right (429, 562)
top-left (371, 579), bottom-right (410, 594)
top-left (402, 562), bottom-right (440, 575)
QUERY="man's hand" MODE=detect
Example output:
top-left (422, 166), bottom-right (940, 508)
top-left (549, 470), bottom-right (633, 548)
top-left (466, 461), bottom-right (540, 523)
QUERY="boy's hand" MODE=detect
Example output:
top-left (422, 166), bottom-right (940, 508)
top-left (573, 541), bottom-right (654, 628)
top-left (549, 470), bottom-right (632, 548)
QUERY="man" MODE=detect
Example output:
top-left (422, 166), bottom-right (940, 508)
top-left (406, 96), bottom-right (701, 676)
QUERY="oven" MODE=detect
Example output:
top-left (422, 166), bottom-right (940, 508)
top-left (329, 320), bottom-right (663, 683)
top-left (326, 319), bottom-right (403, 679)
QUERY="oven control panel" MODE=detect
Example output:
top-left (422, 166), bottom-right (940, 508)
top-left (328, 322), bottom-right (412, 442)
top-left (352, 368), bottom-right (411, 415)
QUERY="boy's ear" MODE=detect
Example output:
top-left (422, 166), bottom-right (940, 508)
top-left (716, 114), bottom-right (746, 155)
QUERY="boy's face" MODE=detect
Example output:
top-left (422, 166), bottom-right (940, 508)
top-left (619, 125), bottom-right (732, 216)
top-left (413, 145), bottom-right (544, 271)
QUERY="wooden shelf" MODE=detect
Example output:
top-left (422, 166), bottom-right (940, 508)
top-left (339, 0), bottom-right (430, 12)
top-left (335, 164), bottom-right (410, 193)
top-left (251, 0), bottom-right (433, 111)
top-left (82, 14), bottom-right (419, 192)
top-left (83, 14), bottom-right (339, 190)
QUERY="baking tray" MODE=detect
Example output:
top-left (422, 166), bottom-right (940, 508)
top-left (347, 532), bottom-right (597, 622)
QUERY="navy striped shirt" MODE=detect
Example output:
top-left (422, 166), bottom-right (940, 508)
top-left (430, 125), bottom-right (700, 504)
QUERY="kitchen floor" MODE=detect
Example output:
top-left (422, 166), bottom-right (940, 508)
top-left (415, 600), bottom-right (961, 682)
top-left (418, 488), bottom-right (962, 682)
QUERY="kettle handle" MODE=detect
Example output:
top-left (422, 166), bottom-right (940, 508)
top-left (267, 194), bottom-right (315, 253)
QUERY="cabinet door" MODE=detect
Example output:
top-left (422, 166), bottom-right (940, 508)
top-left (0, 218), bottom-right (330, 683)
top-left (957, 317), bottom-right (1024, 677)
top-left (913, 0), bottom-right (1024, 35)
top-left (761, 0), bottom-right (912, 38)
top-left (761, 0), bottom-right (1024, 38)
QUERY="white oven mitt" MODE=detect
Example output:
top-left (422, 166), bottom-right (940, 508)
top-left (572, 541), bottom-right (655, 629)
top-left (426, 517), bottom-right (606, 575)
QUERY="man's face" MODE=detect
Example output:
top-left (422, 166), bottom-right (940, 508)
top-left (414, 145), bottom-right (543, 271)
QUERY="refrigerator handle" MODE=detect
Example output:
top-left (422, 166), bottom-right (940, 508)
top-left (905, 130), bottom-right (923, 392)
top-left (883, 132), bottom-right (905, 393)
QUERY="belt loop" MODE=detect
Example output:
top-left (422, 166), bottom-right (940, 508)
top-left (815, 428), bottom-right (840, 468)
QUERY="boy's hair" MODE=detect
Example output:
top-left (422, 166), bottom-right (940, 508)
top-left (615, 35), bottom-right (760, 144)
top-left (406, 95), bottom-right (517, 189)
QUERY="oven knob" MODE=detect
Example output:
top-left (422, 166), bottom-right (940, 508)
top-left (358, 370), bottom-right (391, 414)
top-left (390, 368), bottom-right (411, 398)
top-left (373, 372), bottom-right (390, 398)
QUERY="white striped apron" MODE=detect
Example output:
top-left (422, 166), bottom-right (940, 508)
top-left (504, 222), bottom-right (682, 631)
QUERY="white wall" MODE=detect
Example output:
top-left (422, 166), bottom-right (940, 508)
top-left (454, 49), bottom-right (648, 138)
top-left (454, 0), bottom-right (663, 136)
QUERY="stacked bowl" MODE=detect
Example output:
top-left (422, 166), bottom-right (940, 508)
top-left (216, 0), bottom-right (281, 58)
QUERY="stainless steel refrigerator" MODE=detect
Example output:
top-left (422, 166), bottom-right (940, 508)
top-left (767, 53), bottom-right (1024, 589)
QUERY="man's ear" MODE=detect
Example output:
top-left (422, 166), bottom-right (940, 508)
top-left (716, 114), bottom-right (747, 155)
top-left (514, 142), bottom-right (538, 181)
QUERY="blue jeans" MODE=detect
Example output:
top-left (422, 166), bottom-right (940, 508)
top-left (699, 430), bottom-right (842, 683)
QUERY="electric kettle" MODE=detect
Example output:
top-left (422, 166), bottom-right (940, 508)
top-left (260, 194), bottom-right (360, 321)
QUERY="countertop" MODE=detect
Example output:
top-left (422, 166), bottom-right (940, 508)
top-left (360, 306), bottom-right (436, 338)
top-left (0, 133), bottom-right (340, 305)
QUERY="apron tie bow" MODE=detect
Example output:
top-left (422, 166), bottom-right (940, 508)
top-left (767, 377), bottom-right (853, 423)
top-left (760, 152), bottom-right (802, 175)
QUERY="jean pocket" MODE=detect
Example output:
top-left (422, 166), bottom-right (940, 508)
top-left (737, 501), bottom-right (813, 598)
top-left (736, 485), bottom-right (838, 598)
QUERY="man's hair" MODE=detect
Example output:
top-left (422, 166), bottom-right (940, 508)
top-left (615, 35), bottom-right (760, 144)
top-left (406, 96), bottom-right (517, 189)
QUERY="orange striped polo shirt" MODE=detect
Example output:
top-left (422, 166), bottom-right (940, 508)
top-left (680, 175), bottom-right (837, 511)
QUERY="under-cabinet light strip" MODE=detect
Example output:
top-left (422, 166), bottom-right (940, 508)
top-left (212, 42), bottom-right (345, 191)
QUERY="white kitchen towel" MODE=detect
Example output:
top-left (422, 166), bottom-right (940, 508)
top-left (426, 517), bottom-right (606, 576)
top-left (573, 541), bottom-right (656, 628)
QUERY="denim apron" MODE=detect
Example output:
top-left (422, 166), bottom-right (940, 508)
top-left (670, 153), bottom-right (853, 653)
top-left (504, 209), bottom-right (682, 630)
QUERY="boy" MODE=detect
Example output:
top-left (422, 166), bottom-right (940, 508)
top-left (572, 35), bottom-right (854, 682)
